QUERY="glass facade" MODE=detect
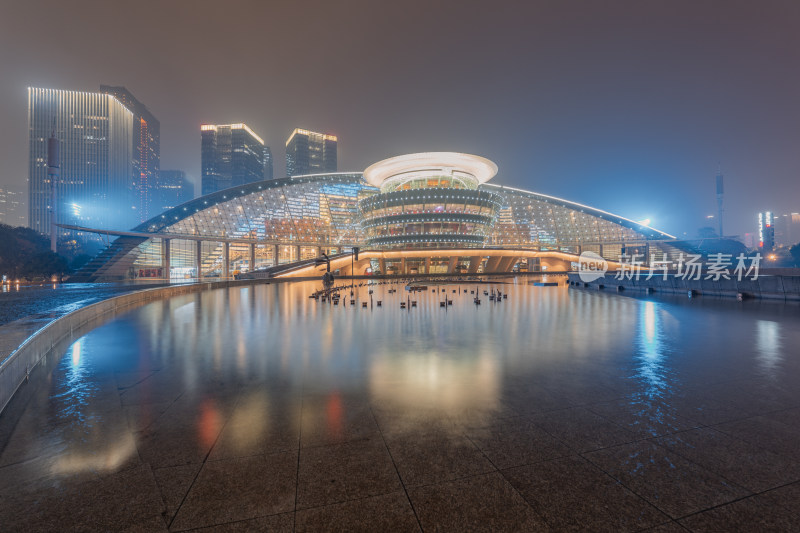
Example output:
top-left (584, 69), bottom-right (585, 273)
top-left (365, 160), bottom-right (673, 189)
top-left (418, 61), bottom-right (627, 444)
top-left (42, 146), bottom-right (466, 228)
top-left (285, 129), bottom-right (337, 176)
top-left (28, 88), bottom-right (134, 244)
top-left (155, 170), bottom-right (194, 212)
top-left (80, 158), bottom-right (681, 279)
top-left (201, 124), bottom-right (268, 195)
top-left (483, 184), bottom-right (666, 257)
top-left (359, 188), bottom-right (503, 248)
top-left (100, 85), bottom-right (160, 223)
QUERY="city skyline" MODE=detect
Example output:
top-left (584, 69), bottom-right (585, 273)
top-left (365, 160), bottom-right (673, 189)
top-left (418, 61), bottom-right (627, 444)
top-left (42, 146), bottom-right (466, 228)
top-left (1, 1), bottom-right (800, 238)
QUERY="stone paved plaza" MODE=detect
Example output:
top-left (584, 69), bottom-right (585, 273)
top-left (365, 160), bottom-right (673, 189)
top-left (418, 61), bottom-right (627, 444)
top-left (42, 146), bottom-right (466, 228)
top-left (1, 280), bottom-right (799, 531)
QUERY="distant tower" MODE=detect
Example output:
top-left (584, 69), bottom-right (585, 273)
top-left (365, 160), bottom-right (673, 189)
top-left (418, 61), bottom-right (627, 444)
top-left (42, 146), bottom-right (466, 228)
top-left (47, 125), bottom-right (60, 253)
top-left (715, 164), bottom-right (724, 238)
top-left (285, 128), bottom-right (337, 176)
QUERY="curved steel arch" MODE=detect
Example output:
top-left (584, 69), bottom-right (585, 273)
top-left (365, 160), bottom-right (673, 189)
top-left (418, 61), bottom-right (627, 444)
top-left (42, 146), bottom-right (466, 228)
top-left (481, 183), bottom-right (675, 240)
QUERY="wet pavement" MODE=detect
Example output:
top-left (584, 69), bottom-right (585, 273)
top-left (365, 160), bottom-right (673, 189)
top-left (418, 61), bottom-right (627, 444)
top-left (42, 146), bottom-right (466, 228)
top-left (0, 282), bottom-right (171, 327)
top-left (1, 279), bottom-right (800, 531)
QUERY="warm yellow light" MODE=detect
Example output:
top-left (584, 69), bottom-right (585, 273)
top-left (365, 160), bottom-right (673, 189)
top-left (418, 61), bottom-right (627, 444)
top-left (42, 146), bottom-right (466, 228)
top-left (286, 128), bottom-right (337, 146)
top-left (201, 123), bottom-right (264, 145)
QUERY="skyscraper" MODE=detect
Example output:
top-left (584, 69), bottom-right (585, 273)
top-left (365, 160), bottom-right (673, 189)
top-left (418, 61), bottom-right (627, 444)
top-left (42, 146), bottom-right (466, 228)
top-left (101, 85), bottom-right (160, 223)
top-left (201, 123), bottom-right (266, 195)
top-left (28, 88), bottom-right (133, 245)
top-left (758, 211), bottom-right (775, 251)
top-left (155, 170), bottom-right (194, 212)
top-left (0, 188), bottom-right (26, 227)
top-left (285, 128), bottom-right (337, 176)
top-left (264, 146), bottom-right (274, 180)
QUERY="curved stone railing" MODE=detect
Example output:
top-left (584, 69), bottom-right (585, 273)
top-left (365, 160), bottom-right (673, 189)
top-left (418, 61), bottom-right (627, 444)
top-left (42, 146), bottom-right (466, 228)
top-left (0, 279), bottom-right (269, 415)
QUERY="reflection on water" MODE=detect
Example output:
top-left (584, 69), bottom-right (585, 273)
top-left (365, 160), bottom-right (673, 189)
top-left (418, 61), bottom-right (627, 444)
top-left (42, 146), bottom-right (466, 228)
top-left (51, 339), bottom-right (96, 422)
top-left (3, 279), bottom-right (800, 480)
top-left (636, 301), bottom-right (669, 398)
top-left (756, 319), bottom-right (782, 379)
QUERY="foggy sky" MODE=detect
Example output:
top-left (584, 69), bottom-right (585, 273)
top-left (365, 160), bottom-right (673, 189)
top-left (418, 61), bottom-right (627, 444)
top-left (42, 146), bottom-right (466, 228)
top-left (1, 0), bottom-right (799, 238)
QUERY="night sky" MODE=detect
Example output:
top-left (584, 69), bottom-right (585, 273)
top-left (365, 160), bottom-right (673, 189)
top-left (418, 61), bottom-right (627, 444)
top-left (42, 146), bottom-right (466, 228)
top-left (1, 0), bottom-right (799, 237)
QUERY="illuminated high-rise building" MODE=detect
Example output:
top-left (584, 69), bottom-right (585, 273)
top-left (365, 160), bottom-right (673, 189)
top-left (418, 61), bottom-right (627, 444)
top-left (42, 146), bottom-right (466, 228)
top-left (27, 87), bottom-right (133, 245)
top-left (758, 211), bottom-right (775, 251)
top-left (0, 188), bottom-right (26, 226)
top-left (100, 85), bottom-right (160, 223)
top-left (285, 128), bottom-right (337, 176)
top-left (772, 212), bottom-right (800, 247)
top-left (264, 146), bottom-right (274, 180)
top-left (201, 123), bottom-right (266, 195)
top-left (155, 170), bottom-right (194, 212)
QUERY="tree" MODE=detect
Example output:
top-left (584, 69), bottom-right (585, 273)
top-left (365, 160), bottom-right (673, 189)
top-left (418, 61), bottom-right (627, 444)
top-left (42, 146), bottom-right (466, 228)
top-left (70, 253), bottom-right (92, 271)
top-left (0, 223), bottom-right (72, 279)
top-left (790, 243), bottom-right (800, 268)
top-left (20, 251), bottom-right (70, 280)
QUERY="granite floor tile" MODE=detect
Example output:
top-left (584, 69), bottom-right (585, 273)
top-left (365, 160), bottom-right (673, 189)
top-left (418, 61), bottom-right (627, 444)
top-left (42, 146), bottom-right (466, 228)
top-left (300, 397), bottom-right (380, 448)
top-left (297, 436), bottom-right (401, 509)
top-left (759, 481), bottom-right (800, 517)
top-left (295, 491), bottom-right (420, 532)
top-left (642, 522), bottom-right (689, 532)
top-left (503, 455), bottom-right (668, 531)
top-left (678, 494), bottom-right (800, 532)
top-left (408, 471), bottom-right (548, 532)
top-left (588, 398), bottom-right (699, 438)
top-left (542, 381), bottom-right (625, 406)
top-left (122, 401), bottom-right (172, 432)
top-left (500, 384), bottom-right (574, 415)
top-left (762, 406), bottom-right (800, 428)
top-left (654, 427), bottom-right (800, 492)
top-left (695, 381), bottom-right (797, 417)
top-left (152, 463), bottom-right (202, 522)
top-left (170, 452), bottom-right (297, 531)
top-left (121, 514), bottom-right (170, 532)
top-left (465, 417), bottom-right (573, 469)
top-left (0, 463), bottom-right (165, 531)
top-left (384, 432), bottom-right (495, 487)
top-left (208, 415), bottom-right (299, 461)
top-left (530, 406), bottom-right (638, 453)
top-left (371, 407), bottom-right (462, 439)
top-left (585, 441), bottom-right (750, 519)
top-left (667, 394), bottom-right (752, 427)
top-left (136, 424), bottom-right (218, 468)
top-left (185, 512), bottom-right (295, 532)
top-left (713, 416), bottom-right (800, 462)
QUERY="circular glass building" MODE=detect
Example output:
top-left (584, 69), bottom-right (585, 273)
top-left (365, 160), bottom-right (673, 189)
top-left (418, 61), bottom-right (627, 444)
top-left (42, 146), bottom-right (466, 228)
top-left (359, 153), bottom-right (504, 248)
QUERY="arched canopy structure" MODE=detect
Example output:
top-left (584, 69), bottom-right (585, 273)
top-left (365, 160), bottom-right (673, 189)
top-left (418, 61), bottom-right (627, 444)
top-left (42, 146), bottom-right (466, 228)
top-left (68, 163), bottom-right (684, 281)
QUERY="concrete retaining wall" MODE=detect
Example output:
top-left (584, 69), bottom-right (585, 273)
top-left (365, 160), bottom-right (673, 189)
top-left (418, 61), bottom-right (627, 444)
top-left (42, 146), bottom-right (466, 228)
top-left (567, 273), bottom-right (800, 301)
top-left (0, 279), bottom-right (269, 416)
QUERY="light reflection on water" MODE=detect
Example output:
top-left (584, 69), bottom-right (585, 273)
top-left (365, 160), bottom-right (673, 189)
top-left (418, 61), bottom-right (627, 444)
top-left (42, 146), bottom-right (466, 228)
top-left (4, 279), bottom-right (800, 480)
top-left (756, 319), bottom-right (782, 379)
top-left (636, 301), bottom-right (669, 399)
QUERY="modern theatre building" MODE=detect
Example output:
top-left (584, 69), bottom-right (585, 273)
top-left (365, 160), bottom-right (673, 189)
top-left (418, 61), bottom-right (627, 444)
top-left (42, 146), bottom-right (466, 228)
top-left (68, 152), bottom-right (683, 281)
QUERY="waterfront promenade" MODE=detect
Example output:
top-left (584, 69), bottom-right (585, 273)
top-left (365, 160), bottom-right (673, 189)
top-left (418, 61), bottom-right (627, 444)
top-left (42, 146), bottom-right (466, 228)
top-left (1, 279), bottom-right (799, 531)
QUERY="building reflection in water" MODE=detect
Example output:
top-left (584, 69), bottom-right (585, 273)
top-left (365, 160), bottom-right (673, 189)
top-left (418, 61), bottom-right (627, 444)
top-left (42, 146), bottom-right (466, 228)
top-left (368, 348), bottom-right (500, 430)
top-left (755, 319), bottom-right (782, 379)
top-left (626, 300), bottom-right (682, 436)
top-left (11, 279), bottom-right (800, 485)
top-left (637, 301), bottom-right (668, 399)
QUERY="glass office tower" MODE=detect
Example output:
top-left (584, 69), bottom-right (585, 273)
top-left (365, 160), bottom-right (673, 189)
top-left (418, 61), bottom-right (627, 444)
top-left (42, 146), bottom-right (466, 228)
top-left (201, 123), bottom-right (267, 195)
top-left (28, 87), bottom-right (133, 245)
top-left (155, 170), bottom-right (194, 212)
top-left (100, 85), bottom-right (160, 223)
top-left (285, 128), bottom-right (337, 176)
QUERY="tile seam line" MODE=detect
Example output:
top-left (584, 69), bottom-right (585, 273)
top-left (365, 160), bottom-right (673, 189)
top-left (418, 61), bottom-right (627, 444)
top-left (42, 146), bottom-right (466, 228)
top-left (167, 392), bottom-right (242, 530)
top-left (369, 405), bottom-right (425, 533)
top-left (461, 431), bottom-right (553, 529)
